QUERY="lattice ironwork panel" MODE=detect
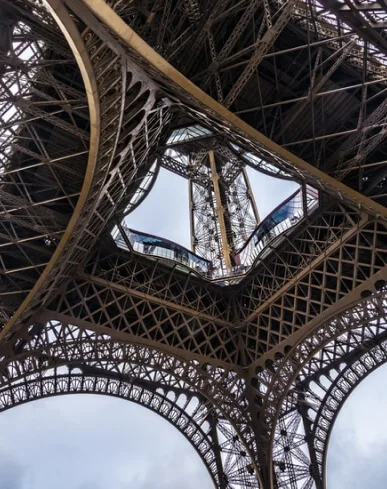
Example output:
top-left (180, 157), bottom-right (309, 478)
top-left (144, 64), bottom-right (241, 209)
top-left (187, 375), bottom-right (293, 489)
top-left (0, 0), bottom-right (89, 322)
top-left (241, 216), bottom-right (387, 359)
top-left (250, 290), bottom-right (387, 489)
top-left (0, 318), bottom-right (259, 489)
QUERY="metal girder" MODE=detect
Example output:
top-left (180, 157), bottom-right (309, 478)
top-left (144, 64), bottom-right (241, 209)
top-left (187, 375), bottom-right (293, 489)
top-left (224, 0), bottom-right (297, 108)
top-left (241, 214), bottom-right (387, 362)
top-left (0, 319), bottom-right (257, 489)
top-left (322, 0), bottom-right (387, 55)
top-left (329, 98), bottom-right (387, 180)
top-left (80, 0), bottom-right (387, 221)
top-left (277, 41), bottom-right (355, 140)
top-left (2, 3), bottom-right (387, 489)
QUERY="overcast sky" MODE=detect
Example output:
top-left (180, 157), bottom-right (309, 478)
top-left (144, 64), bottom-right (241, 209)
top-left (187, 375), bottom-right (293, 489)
top-left (327, 363), bottom-right (387, 489)
top-left (0, 168), bottom-right (384, 489)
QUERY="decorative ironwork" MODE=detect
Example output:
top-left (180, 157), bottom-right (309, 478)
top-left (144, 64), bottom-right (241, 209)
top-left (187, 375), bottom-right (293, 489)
top-left (1, 1), bottom-right (387, 489)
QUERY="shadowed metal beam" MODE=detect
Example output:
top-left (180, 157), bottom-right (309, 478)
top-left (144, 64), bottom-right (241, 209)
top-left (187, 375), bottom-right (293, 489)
top-left (0, 0), bottom-right (100, 341)
top-left (79, 0), bottom-right (387, 220)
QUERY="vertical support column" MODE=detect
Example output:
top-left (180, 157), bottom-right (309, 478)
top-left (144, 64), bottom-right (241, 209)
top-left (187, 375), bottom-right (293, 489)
top-left (189, 179), bottom-right (196, 252)
top-left (242, 167), bottom-right (260, 225)
top-left (188, 145), bottom-right (260, 275)
top-left (209, 150), bottom-right (233, 271)
top-left (298, 386), bottom-right (323, 489)
top-left (208, 413), bottom-right (228, 489)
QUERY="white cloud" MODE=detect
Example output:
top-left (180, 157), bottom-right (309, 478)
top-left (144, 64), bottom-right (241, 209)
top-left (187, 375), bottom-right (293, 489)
top-left (327, 363), bottom-right (387, 489)
top-left (0, 395), bottom-right (212, 489)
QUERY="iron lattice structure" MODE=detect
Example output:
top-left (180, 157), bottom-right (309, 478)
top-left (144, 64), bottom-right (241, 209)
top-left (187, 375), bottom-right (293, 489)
top-left (1, 1), bottom-right (387, 488)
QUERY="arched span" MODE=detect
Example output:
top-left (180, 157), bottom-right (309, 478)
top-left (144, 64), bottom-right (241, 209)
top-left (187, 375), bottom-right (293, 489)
top-left (310, 333), bottom-right (387, 488)
top-left (251, 289), bottom-right (387, 489)
top-left (0, 371), bottom-right (223, 489)
top-left (2, 0), bottom-right (171, 342)
top-left (0, 320), bottom-right (259, 489)
top-left (1, 0), bottom-right (100, 339)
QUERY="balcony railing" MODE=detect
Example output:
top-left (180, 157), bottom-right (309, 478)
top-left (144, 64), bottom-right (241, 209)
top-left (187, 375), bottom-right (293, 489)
top-left (115, 226), bottom-right (212, 276)
top-left (114, 185), bottom-right (319, 283)
top-left (235, 185), bottom-right (319, 270)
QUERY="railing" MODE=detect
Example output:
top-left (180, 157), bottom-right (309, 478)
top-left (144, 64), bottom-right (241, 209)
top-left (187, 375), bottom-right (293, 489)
top-left (114, 185), bottom-right (319, 283)
top-left (235, 185), bottom-right (319, 269)
top-left (116, 226), bottom-right (212, 276)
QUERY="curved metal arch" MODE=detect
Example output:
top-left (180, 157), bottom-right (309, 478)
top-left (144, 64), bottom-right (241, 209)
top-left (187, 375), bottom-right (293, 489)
top-left (1, 0), bottom-right (171, 343)
top-left (0, 371), bottom-right (227, 489)
top-left (30, 0), bottom-right (169, 329)
top-left (251, 290), bottom-right (387, 488)
top-left (0, 0), bottom-right (95, 327)
top-left (0, 320), bottom-right (259, 489)
top-left (309, 334), bottom-right (387, 488)
top-left (2, 0), bottom-right (100, 338)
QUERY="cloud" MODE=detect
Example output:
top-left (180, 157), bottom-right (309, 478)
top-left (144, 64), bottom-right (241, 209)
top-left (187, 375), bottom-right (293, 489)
top-left (328, 433), bottom-right (387, 489)
top-left (0, 450), bottom-right (26, 489)
top-left (0, 395), bottom-right (212, 489)
top-left (126, 169), bottom-right (191, 248)
top-left (327, 364), bottom-right (387, 489)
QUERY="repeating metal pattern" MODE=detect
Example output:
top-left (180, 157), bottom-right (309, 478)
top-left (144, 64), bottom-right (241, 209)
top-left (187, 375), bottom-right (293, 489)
top-left (252, 290), bottom-right (387, 489)
top-left (47, 245), bottom-right (239, 366)
top-left (241, 215), bottom-right (387, 359)
top-left (1, 1), bottom-right (387, 489)
top-left (0, 0), bottom-right (89, 321)
top-left (0, 319), bottom-right (258, 489)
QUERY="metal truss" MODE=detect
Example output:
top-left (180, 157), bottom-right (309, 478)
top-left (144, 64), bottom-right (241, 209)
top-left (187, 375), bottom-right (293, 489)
top-left (0, 319), bottom-right (258, 489)
top-left (2, 2), bottom-right (387, 489)
top-left (250, 289), bottom-right (387, 489)
top-left (108, 0), bottom-right (387, 206)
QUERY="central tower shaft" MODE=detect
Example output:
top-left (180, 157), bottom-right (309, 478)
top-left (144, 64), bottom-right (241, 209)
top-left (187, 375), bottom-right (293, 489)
top-left (209, 149), bottom-right (233, 271)
top-left (187, 144), bottom-right (260, 275)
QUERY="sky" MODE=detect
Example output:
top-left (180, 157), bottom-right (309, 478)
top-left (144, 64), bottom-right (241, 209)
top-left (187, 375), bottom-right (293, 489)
top-left (327, 363), bottom-right (387, 489)
top-left (126, 167), bottom-right (299, 249)
top-left (0, 167), bottom-right (385, 489)
top-left (0, 395), bottom-right (212, 489)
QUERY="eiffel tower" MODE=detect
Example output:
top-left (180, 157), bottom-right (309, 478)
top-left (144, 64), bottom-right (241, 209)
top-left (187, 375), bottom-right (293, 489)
top-left (1, 0), bottom-right (387, 487)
